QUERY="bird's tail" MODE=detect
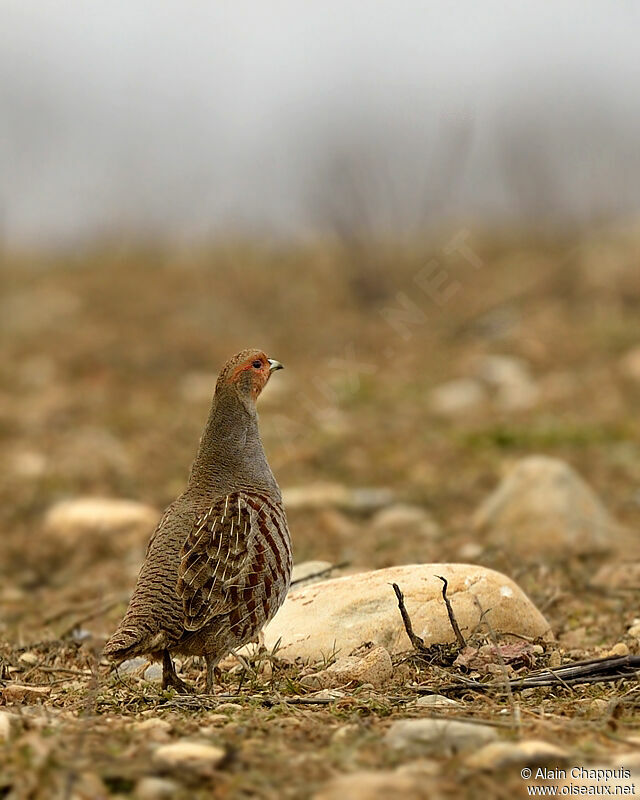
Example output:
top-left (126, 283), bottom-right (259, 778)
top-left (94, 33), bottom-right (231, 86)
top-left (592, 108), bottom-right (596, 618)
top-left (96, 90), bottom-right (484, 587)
top-left (103, 624), bottom-right (151, 664)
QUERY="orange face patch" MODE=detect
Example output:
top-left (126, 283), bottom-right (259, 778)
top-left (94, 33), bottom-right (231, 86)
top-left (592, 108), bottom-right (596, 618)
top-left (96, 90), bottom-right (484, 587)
top-left (229, 353), bottom-right (270, 399)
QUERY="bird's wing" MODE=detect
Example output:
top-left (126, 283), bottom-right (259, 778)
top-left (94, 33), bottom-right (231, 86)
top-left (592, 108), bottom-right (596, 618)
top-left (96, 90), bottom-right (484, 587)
top-left (176, 492), bottom-right (259, 632)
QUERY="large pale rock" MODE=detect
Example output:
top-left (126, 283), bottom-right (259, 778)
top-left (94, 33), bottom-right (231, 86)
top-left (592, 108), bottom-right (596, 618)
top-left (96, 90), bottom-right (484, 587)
top-left (473, 456), bottom-right (624, 558)
top-left (44, 497), bottom-right (159, 544)
top-left (385, 718), bottom-right (497, 755)
top-left (262, 564), bottom-right (551, 661)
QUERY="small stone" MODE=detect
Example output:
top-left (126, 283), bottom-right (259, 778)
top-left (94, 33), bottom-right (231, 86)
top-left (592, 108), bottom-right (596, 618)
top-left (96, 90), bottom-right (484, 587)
top-left (313, 770), bottom-right (435, 800)
top-left (548, 651), bottom-right (562, 669)
top-left (588, 699), bottom-right (609, 716)
top-left (385, 718), bottom-right (497, 755)
top-left (465, 739), bottom-right (570, 770)
top-left (0, 711), bottom-right (18, 740)
top-left (473, 456), bottom-right (624, 559)
top-left (282, 484), bottom-right (393, 512)
top-left (215, 703), bottom-right (243, 712)
top-left (310, 689), bottom-right (345, 701)
top-left (18, 652), bottom-right (39, 666)
top-left (607, 642), bottom-right (629, 658)
top-left (44, 497), bottom-right (159, 544)
top-left (2, 684), bottom-right (51, 704)
top-left (302, 646), bottom-right (393, 689)
top-left (429, 378), bottom-right (486, 417)
top-left (331, 724), bottom-right (359, 742)
top-left (394, 759), bottom-right (440, 777)
top-left (132, 718), bottom-right (171, 741)
top-left (69, 772), bottom-right (108, 800)
top-left (475, 355), bottom-right (539, 411)
top-left (593, 562), bottom-right (640, 590)
top-left (135, 777), bottom-right (180, 800)
top-left (143, 663), bottom-right (164, 682)
top-left (619, 345), bottom-right (640, 382)
top-left (152, 741), bottom-right (225, 773)
top-left (371, 504), bottom-right (440, 540)
top-left (119, 657), bottom-right (148, 675)
top-left (413, 694), bottom-right (460, 708)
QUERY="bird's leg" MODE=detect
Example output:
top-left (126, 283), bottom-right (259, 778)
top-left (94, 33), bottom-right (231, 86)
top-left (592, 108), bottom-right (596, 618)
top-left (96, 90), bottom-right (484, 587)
top-left (205, 654), bottom-right (221, 694)
top-left (162, 649), bottom-right (189, 693)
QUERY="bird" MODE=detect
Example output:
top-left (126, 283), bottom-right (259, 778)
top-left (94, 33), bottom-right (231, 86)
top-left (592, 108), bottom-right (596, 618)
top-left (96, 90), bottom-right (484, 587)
top-left (103, 348), bottom-right (291, 693)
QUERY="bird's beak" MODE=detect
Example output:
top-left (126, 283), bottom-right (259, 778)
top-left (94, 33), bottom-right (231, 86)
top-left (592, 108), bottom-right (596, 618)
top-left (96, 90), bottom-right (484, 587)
top-left (268, 358), bottom-right (284, 372)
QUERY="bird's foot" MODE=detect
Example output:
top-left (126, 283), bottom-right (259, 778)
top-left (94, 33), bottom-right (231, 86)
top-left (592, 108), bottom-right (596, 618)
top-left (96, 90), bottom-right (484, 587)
top-left (162, 649), bottom-right (191, 694)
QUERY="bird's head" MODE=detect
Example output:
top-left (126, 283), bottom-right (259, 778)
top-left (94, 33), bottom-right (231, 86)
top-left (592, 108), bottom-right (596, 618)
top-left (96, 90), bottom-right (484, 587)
top-left (215, 348), bottom-right (283, 403)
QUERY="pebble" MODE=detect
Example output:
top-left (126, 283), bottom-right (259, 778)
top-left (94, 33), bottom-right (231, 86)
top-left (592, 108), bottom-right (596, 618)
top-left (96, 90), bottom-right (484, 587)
top-left (0, 711), bottom-right (18, 740)
top-left (119, 657), bottom-right (148, 675)
top-left (143, 663), bottom-right (163, 682)
top-left (216, 703), bottom-right (243, 712)
top-left (18, 652), bottom-right (39, 666)
top-left (313, 770), bottom-right (434, 800)
top-left (385, 718), bottom-right (498, 755)
top-left (429, 378), bottom-right (486, 417)
top-left (301, 646), bottom-right (393, 690)
top-left (473, 455), bottom-right (624, 559)
top-left (152, 741), bottom-right (226, 772)
top-left (413, 694), bottom-right (460, 708)
top-left (282, 484), bottom-right (393, 512)
top-left (131, 718), bottom-right (172, 742)
top-left (465, 739), bottom-right (570, 770)
top-left (44, 497), bottom-right (159, 544)
top-left (135, 777), bottom-right (180, 800)
top-left (588, 699), bottom-right (609, 716)
top-left (605, 642), bottom-right (629, 658)
top-left (371, 504), bottom-right (441, 540)
top-left (2, 684), bottom-right (51, 704)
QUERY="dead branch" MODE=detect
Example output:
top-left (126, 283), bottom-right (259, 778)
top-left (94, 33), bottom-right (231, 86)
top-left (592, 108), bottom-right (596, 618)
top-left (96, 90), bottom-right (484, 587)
top-left (436, 576), bottom-right (466, 649)
top-left (430, 654), bottom-right (640, 694)
top-left (391, 582), bottom-right (427, 652)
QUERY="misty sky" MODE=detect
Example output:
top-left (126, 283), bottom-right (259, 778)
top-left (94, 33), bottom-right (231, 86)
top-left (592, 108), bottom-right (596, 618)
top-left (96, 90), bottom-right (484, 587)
top-left (1, 1), bottom-right (639, 245)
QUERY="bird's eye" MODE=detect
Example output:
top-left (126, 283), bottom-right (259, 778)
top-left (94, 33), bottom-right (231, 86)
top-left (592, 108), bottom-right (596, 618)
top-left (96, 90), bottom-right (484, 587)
top-left (252, 360), bottom-right (263, 369)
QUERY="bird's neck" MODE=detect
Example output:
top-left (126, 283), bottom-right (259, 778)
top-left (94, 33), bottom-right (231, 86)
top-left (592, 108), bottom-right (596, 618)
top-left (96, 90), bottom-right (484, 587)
top-left (188, 389), bottom-right (279, 499)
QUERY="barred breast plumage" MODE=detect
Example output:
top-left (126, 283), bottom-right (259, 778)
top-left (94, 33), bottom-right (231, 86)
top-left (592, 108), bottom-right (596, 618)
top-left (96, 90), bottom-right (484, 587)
top-left (103, 349), bottom-right (291, 693)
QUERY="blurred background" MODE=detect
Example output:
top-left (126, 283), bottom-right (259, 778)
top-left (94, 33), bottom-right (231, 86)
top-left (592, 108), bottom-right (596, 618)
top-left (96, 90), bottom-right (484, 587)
top-left (1, 1), bottom-right (640, 244)
top-left (4, 4), bottom-right (640, 795)
top-left (2, 0), bottom-right (640, 642)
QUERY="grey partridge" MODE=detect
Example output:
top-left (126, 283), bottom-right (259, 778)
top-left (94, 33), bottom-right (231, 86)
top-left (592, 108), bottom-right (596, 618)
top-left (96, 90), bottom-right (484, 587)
top-left (103, 349), bottom-right (291, 692)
